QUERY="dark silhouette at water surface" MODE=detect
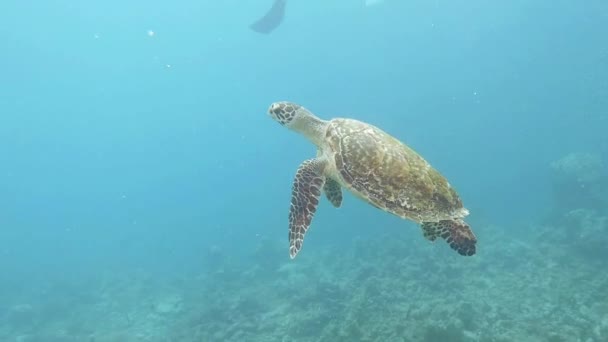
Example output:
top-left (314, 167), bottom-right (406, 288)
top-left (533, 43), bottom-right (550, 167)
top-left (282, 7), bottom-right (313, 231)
top-left (250, 0), bottom-right (287, 34)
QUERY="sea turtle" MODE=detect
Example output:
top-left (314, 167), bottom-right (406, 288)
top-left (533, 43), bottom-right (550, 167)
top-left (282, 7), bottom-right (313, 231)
top-left (268, 101), bottom-right (477, 259)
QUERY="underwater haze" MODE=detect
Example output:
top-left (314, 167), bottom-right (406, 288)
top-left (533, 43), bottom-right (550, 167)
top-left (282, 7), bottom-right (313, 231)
top-left (1, 0), bottom-right (607, 341)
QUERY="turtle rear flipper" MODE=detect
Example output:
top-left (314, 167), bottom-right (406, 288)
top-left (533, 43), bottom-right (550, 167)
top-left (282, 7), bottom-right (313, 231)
top-left (323, 178), bottom-right (343, 207)
top-left (289, 158), bottom-right (327, 259)
top-left (421, 220), bottom-right (477, 256)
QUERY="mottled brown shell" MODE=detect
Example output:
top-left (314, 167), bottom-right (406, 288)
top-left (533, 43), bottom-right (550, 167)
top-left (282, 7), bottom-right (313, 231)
top-left (325, 118), bottom-right (465, 223)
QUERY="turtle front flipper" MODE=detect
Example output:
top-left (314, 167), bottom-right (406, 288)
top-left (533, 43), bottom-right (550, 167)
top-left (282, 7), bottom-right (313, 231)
top-left (289, 158), bottom-right (327, 259)
top-left (323, 178), bottom-right (343, 208)
top-left (421, 219), bottom-right (477, 256)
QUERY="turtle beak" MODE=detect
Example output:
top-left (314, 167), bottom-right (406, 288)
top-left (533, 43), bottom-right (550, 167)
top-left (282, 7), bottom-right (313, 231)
top-left (268, 102), bottom-right (282, 114)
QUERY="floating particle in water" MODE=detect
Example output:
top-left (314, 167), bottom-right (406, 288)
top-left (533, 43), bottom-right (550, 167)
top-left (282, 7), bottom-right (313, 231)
top-left (147, 30), bottom-right (155, 37)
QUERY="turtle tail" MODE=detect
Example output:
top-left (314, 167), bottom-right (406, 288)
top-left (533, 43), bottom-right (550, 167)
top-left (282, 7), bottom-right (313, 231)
top-left (421, 219), bottom-right (477, 256)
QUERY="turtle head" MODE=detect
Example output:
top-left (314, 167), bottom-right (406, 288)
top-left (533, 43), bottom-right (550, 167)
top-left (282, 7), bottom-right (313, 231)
top-left (268, 101), bottom-right (308, 128)
top-left (268, 101), bottom-right (329, 147)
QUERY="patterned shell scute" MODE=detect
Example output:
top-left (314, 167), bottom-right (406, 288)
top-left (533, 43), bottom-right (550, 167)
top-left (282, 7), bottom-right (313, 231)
top-left (327, 118), bottom-right (463, 222)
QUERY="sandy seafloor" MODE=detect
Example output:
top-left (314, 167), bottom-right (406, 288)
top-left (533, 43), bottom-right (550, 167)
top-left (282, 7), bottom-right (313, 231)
top-left (1, 213), bottom-right (607, 342)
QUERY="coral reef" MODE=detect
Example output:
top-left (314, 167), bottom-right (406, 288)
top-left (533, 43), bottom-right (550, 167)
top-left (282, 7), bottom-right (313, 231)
top-left (538, 208), bottom-right (608, 261)
top-left (1, 217), bottom-right (606, 342)
top-left (549, 152), bottom-right (606, 212)
top-left (543, 152), bottom-right (608, 261)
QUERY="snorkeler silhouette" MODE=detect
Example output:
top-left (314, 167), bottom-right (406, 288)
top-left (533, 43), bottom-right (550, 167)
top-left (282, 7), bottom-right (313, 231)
top-left (249, 0), bottom-right (384, 34)
top-left (249, 0), bottom-right (286, 34)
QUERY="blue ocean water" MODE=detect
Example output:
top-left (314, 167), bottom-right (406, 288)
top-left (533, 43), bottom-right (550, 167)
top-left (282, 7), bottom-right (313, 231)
top-left (1, 0), bottom-right (607, 341)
